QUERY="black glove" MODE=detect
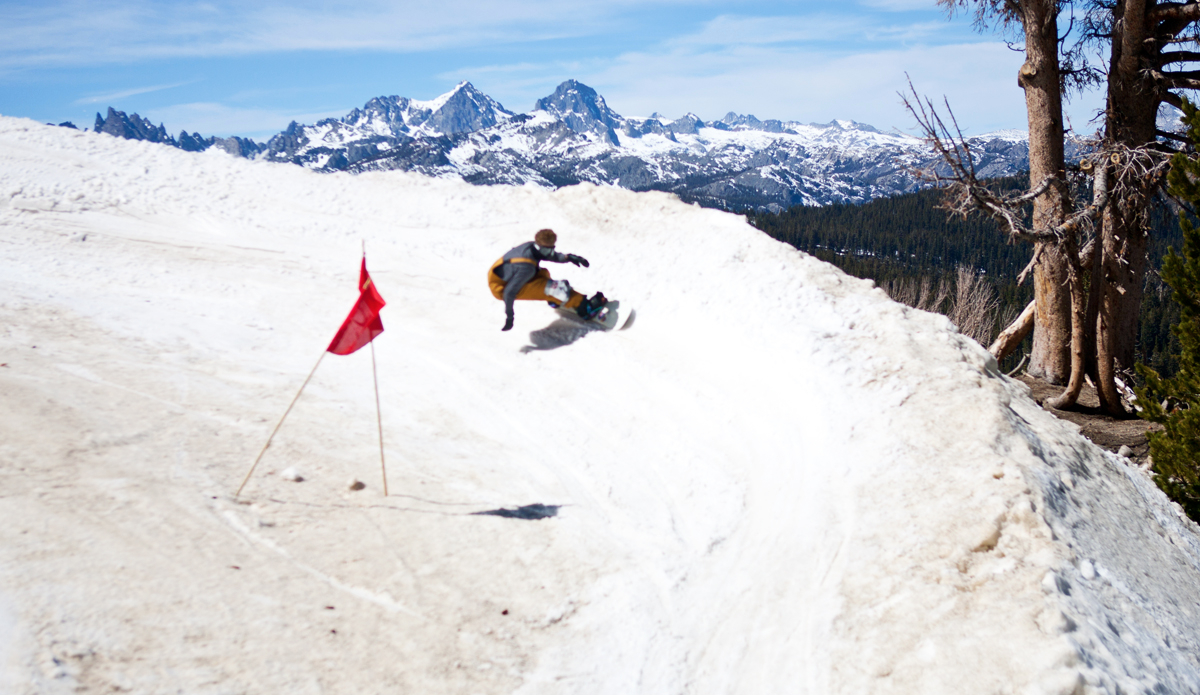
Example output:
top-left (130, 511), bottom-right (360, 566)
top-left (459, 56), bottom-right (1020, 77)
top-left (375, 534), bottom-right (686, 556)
top-left (567, 254), bottom-right (589, 268)
top-left (502, 314), bottom-right (514, 331)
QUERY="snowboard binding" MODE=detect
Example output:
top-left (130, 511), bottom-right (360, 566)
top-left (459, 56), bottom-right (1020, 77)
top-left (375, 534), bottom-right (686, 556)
top-left (576, 292), bottom-right (607, 320)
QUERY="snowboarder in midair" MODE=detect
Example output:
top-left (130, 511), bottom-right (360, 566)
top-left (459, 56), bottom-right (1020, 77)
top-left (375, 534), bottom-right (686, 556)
top-left (489, 228), bottom-right (605, 331)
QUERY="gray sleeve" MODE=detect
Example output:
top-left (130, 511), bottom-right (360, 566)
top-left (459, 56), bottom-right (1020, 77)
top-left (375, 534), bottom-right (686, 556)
top-left (541, 249), bottom-right (571, 264)
top-left (502, 262), bottom-right (538, 317)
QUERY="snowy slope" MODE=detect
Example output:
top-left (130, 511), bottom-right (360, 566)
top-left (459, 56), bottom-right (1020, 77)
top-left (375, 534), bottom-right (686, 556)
top-left (2, 116), bottom-right (1200, 695)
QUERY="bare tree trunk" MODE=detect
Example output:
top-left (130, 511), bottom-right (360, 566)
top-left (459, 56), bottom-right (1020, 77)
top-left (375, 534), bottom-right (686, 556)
top-left (1019, 0), bottom-right (1072, 384)
top-left (1096, 208), bottom-right (1133, 414)
top-left (1047, 238), bottom-right (1089, 408)
top-left (1111, 229), bottom-right (1148, 371)
top-left (1097, 217), bottom-right (1127, 413)
top-left (1095, 0), bottom-right (1158, 415)
top-left (989, 300), bottom-right (1035, 362)
top-left (1084, 224), bottom-right (1106, 386)
top-left (1096, 203), bottom-right (1148, 408)
top-left (1029, 245), bottom-right (1072, 383)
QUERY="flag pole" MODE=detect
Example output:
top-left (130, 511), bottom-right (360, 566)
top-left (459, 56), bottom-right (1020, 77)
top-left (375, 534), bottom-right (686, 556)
top-left (370, 339), bottom-right (388, 496)
top-left (362, 238), bottom-right (388, 496)
top-left (235, 350), bottom-right (327, 497)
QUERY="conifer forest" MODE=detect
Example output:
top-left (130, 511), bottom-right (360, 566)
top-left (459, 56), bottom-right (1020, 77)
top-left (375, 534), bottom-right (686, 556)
top-left (748, 181), bottom-right (1184, 379)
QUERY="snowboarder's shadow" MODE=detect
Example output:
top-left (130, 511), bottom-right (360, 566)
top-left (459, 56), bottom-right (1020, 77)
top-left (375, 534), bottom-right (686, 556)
top-left (520, 318), bottom-right (602, 352)
top-left (471, 503), bottom-right (560, 520)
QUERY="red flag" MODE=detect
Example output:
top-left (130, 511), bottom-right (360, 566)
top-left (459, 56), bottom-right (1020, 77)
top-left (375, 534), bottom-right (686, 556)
top-left (327, 258), bottom-right (386, 355)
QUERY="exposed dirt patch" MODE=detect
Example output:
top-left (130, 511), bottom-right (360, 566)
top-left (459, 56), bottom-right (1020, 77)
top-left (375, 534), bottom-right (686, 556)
top-left (1017, 375), bottom-right (1161, 465)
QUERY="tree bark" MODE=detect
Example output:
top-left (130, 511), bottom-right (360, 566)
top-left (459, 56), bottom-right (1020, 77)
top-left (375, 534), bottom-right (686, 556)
top-left (1029, 245), bottom-right (1072, 383)
top-left (989, 300), bottom-right (1036, 362)
top-left (1047, 237), bottom-right (1090, 408)
top-left (1020, 0), bottom-right (1072, 384)
top-left (1096, 0), bottom-right (1159, 415)
top-left (1097, 210), bottom-right (1130, 413)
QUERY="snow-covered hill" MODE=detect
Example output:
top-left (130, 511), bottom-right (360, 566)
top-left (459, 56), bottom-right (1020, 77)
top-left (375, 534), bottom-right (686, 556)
top-left (3, 116), bottom-right (1199, 694)
top-left (90, 80), bottom-right (1036, 211)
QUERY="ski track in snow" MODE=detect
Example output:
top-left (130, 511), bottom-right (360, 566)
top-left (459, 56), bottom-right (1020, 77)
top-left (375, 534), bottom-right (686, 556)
top-left (1, 116), bottom-right (1200, 694)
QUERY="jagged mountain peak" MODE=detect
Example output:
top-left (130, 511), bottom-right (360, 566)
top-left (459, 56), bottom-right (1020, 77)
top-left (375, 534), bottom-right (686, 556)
top-left (535, 80), bottom-right (620, 118)
top-left (94, 107), bottom-right (174, 145)
top-left (340, 81), bottom-right (512, 138)
top-left (713, 112), bottom-right (795, 134)
top-left (420, 81), bottom-right (513, 135)
top-left (414, 80), bottom-right (474, 111)
top-left (534, 80), bottom-right (623, 144)
top-left (666, 113), bottom-right (705, 135)
top-left (815, 119), bottom-right (880, 133)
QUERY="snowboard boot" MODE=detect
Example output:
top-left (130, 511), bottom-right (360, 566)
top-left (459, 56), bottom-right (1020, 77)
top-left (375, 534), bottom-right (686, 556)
top-left (576, 292), bottom-right (607, 320)
top-left (544, 279), bottom-right (572, 308)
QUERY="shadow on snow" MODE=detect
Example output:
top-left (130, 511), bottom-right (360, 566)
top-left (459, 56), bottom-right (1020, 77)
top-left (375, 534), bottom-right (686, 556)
top-left (471, 503), bottom-right (561, 520)
top-left (520, 318), bottom-right (603, 352)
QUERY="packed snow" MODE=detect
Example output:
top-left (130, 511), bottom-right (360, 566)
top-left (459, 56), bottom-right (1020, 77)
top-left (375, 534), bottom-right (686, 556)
top-left (2, 116), bottom-right (1200, 694)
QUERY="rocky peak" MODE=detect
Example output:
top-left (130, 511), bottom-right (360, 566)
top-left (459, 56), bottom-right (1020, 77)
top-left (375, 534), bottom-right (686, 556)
top-left (94, 107), bottom-right (174, 145)
top-left (534, 80), bottom-right (622, 145)
top-left (720, 112), bottom-right (761, 129)
top-left (422, 81), bottom-right (512, 135)
top-left (714, 112), bottom-right (791, 133)
top-left (340, 82), bottom-right (511, 137)
top-left (667, 113), bottom-right (705, 135)
top-left (344, 95), bottom-right (416, 136)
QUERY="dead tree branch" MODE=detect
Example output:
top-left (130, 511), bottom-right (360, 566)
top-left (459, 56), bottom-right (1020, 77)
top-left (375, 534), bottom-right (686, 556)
top-left (901, 81), bottom-right (1111, 245)
top-left (989, 300), bottom-right (1036, 362)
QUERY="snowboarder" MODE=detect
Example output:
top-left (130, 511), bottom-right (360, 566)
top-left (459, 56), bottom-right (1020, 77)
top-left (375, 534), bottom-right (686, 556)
top-left (489, 229), bottom-right (606, 331)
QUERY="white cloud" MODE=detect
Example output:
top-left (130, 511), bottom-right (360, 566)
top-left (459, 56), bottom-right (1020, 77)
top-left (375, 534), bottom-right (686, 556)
top-left (74, 81), bottom-right (196, 105)
top-left (664, 14), bottom-right (865, 47)
top-left (575, 41), bottom-right (1103, 133)
top-left (859, 0), bottom-right (943, 10)
top-left (662, 13), bottom-right (960, 50)
top-left (0, 0), bottom-right (683, 69)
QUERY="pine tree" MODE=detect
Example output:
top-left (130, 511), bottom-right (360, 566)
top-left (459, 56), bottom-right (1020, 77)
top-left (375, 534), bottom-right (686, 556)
top-left (1136, 100), bottom-right (1200, 521)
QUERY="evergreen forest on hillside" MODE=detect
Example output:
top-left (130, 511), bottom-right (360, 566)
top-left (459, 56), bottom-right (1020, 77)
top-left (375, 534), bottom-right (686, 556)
top-left (747, 180), bottom-right (1185, 379)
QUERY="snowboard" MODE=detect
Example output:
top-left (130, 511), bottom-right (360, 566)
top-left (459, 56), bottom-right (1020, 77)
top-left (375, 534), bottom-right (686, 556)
top-left (555, 299), bottom-right (635, 331)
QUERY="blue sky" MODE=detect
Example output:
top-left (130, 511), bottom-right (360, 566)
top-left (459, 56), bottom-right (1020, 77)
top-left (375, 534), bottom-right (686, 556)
top-left (0, 0), bottom-right (1105, 140)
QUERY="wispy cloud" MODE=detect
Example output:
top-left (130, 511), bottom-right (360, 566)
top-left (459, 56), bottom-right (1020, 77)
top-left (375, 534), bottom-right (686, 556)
top-left (581, 41), bottom-right (1034, 128)
top-left (654, 13), bottom-right (960, 57)
top-left (663, 14), bottom-right (866, 48)
top-left (858, 0), bottom-right (943, 10)
top-left (552, 34), bottom-right (1099, 134)
top-left (0, 0), bottom-right (680, 70)
top-left (74, 81), bottom-right (197, 105)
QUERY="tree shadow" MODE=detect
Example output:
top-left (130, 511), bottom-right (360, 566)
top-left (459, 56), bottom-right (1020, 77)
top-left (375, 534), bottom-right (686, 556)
top-left (471, 503), bottom-right (560, 520)
top-left (520, 318), bottom-right (601, 352)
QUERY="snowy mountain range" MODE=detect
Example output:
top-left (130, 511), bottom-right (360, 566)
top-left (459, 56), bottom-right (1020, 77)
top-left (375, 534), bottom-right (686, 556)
top-left (89, 79), bottom-right (1037, 211)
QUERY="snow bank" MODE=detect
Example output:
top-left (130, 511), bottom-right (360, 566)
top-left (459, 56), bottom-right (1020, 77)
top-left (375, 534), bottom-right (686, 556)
top-left (2, 116), bottom-right (1199, 694)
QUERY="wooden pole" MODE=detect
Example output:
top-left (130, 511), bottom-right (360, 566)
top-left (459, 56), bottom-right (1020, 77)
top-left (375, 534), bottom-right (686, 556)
top-left (235, 351), bottom-right (327, 497)
top-left (370, 339), bottom-right (388, 496)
